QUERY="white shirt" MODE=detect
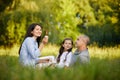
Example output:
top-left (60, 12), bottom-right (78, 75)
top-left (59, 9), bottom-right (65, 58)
top-left (56, 51), bottom-right (73, 68)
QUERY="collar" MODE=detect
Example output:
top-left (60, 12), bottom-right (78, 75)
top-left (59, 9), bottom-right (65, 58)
top-left (74, 48), bottom-right (88, 55)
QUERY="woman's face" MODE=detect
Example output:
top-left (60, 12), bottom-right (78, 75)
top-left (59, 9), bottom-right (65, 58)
top-left (62, 40), bottom-right (72, 51)
top-left (31, 25), bottom-right (42, 38)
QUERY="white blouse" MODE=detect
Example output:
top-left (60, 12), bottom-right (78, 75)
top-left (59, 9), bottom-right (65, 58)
top-left (56, 51), bottom-right (73, 68)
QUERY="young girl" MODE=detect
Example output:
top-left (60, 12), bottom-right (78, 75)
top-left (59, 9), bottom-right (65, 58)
top-left (19, 23), bottom-right (55, 67)
top-left (56, 38), bottom-right (73, 68)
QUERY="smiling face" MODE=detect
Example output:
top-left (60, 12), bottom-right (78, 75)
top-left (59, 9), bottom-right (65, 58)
top-left (62, 40), bottom-right (73, 51)
top-left (31, 25), bottom-right (42, 38)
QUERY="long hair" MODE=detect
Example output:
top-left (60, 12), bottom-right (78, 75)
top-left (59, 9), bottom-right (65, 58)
top-left (18, 23), bottom-right (42, 55)
top-left (57, 38), bottom-right (73, 63)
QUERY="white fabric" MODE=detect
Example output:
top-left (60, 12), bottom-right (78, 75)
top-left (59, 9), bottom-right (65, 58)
top-left (56, 51), bottom-right (73, 68)
top-left (36, 56), bottom-right (56, 68)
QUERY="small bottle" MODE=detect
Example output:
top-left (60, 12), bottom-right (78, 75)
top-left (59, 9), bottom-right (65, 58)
top-left (44, 30), bottom-right (49, 39)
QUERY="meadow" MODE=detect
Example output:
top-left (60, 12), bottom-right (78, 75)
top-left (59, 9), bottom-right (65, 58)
top-left (0, 44), bottom-right (120, 80)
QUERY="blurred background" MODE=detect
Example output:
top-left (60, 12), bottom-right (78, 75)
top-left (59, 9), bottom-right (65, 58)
top-left (0, 0), bottom-right (120, 47)
top-left (0, 1), bottom-right (120, 80)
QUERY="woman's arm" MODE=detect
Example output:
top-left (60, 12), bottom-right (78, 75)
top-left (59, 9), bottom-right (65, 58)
top-left (39, 35), bottom-right (48, 51)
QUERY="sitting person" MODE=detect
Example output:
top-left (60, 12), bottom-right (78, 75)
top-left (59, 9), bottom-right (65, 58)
top-left (19, 23), bottom-right (55, 68)
top-left (56, 38), bottom-right (73, 68)
top-left (71, 35), bottom-right (90, 65)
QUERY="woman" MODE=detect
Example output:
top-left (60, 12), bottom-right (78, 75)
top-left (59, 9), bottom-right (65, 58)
top-left (19, 23), bottom-right (55, 67)
top-left (56, 38), bottom-right (73, 68)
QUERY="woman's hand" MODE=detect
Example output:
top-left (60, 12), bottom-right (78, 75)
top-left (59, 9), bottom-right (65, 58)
top-left (42, 35), bottom-right (49, 44)
top-left (39, 35), bottom-right (49, 51)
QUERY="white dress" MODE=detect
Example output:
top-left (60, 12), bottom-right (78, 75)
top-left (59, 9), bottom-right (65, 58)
top-left (56, 51), bottom-right (73, 68)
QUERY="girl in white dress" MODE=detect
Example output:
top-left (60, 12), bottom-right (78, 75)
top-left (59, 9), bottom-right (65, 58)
top-left (56, 38), bottom-right (73, 68)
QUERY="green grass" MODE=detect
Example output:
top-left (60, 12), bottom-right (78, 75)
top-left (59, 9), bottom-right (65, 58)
top-left (0, 44), bottom-right (120, 80)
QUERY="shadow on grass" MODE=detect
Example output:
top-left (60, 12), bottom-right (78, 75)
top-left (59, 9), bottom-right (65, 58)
top-left (0, 55), bottom-right (120, 80)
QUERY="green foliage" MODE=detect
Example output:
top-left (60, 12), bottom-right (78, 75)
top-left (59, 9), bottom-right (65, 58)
top-left (0, 0), bottom-right (14, 12)
top-left (78, 0), bottom-right (120, 46)
top-left (0, 0), bottom-right (120, 46)
top-left (79, 24), bottom-right (119, 47)
top-left (53, 0), bottom-right (79, 42)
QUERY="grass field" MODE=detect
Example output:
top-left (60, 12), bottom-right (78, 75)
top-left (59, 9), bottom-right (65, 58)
top-left (0, 44), bottom-right (120, 80)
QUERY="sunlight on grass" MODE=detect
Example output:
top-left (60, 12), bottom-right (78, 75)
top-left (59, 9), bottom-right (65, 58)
top-left (41, 44), bottom-right (59, 56)
top-left (0, 44), bottom-right (120, 80)
top-left (0, 44), bottom-right (120, 59)
top-left (89, 45), bottom-right (120, 60)
top-left (0, 45), bottom-right (19, 57)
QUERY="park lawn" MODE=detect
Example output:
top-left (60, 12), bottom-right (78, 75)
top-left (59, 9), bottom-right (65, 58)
top-left (0, 44), bottom-right (120, 80)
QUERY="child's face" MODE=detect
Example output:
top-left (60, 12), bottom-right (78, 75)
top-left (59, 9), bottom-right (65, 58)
top-left (62, 40), bottom-right (72, 51)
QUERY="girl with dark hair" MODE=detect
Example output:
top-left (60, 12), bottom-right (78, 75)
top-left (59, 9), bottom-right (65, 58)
top-left (56, 38), bottom-right (73, 68)
top-left (19, 23), bottom-right (55, 67)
